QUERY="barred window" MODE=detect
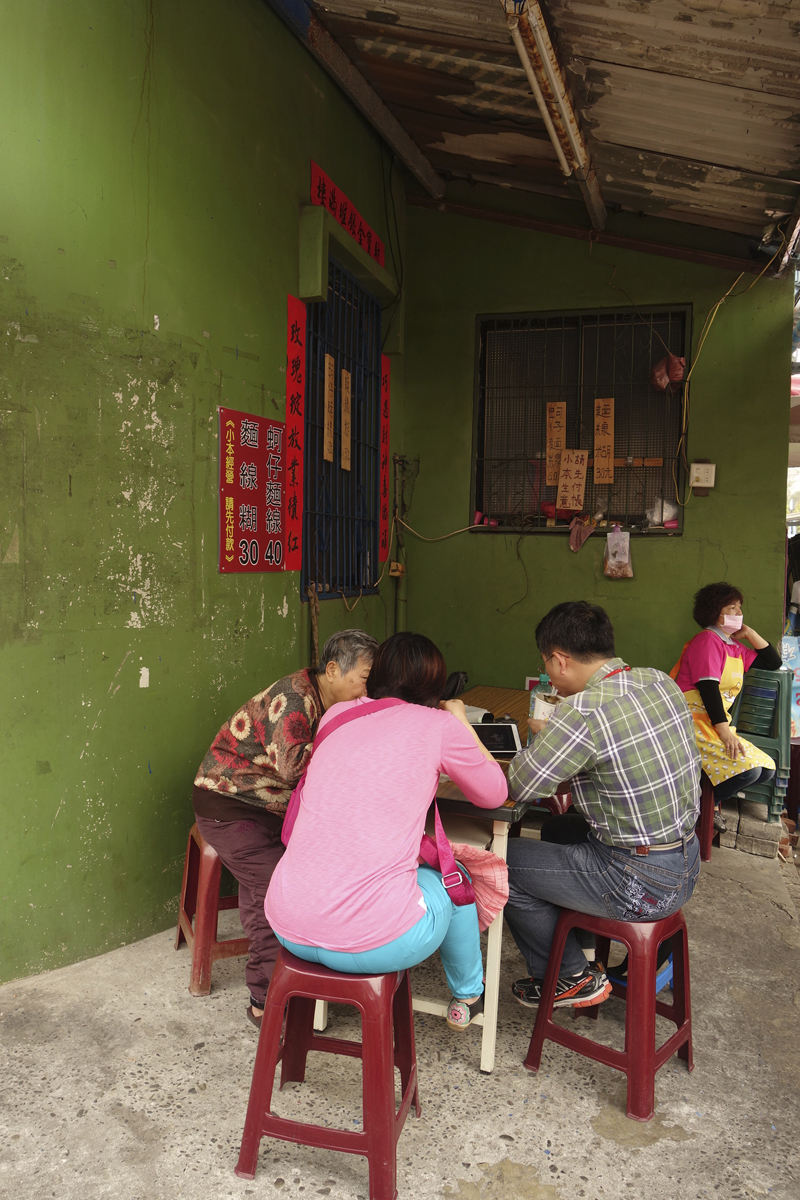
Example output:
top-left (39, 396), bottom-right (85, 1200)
top-left (302, 259), bottom-right (382, 598)
top-left (473, 307), bottom-right (689, 533)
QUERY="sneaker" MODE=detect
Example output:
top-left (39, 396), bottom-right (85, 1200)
top-left (511, 965), bottom-right (611, 1010)
top-left (713, 811), bottom-right (727, 833)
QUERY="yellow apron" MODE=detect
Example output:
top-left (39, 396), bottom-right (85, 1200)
top-left (671, 644), bottom-right (774, 785)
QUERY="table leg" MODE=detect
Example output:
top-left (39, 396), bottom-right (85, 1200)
top-left (479, 819), bottom-right (508, 1075)
top-left (313, 1000), bottom-right (328, 1031)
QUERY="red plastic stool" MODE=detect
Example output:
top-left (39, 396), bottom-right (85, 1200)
top-left (235, 948), bottom-right (420, 1199)
top-left (696, 772), bottom-right (716, 862)
top-left (524, 908), bottom-right (692, 1121)
top-left (174, 822), bottom-right (248, 995)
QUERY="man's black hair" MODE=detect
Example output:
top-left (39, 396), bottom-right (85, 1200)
top-left (535, 601), bottom-right (616, 663)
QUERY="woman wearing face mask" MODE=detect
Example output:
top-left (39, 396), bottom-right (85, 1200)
top-left (671, 583), bottom-right (779, 829)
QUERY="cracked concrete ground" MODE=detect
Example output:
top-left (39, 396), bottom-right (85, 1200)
top-left (1, 846), bottom-right (798, 1200)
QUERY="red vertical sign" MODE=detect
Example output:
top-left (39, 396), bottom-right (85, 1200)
top-left (379, 355), bottom-right (391, 562)
top-left (284, 295), bottom-right (306, 571)
top-left (219, 408), bottom-right (285, 572)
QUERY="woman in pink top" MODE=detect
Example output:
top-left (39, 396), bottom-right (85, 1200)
top-left (265, 632), bottom-right (507, 1029)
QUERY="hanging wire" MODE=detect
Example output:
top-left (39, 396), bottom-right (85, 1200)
top-left (672, 223), bottom-right (789, 508)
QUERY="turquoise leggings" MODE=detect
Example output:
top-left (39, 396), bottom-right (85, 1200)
top-left (275, 865), bottom-right (483, 999)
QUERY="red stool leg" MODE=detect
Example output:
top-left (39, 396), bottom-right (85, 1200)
top-left (623, 926), bottom-right (658, 1121)
top-left (581, 933), bottom-right (613, 1023)
top-left (174, 827), bottom-right (198, 950)
top-left (362, 999), bottom-right (399, 1200)
top-left (235, 977), bottom-right (288, 1180)
top-left (669, 918), bottom-right (694, 1071)
top-left (189, 838), bottom-right (222, 996)
top-left (523, 915), bottom-right (574, 1072)
top-left (392, 972), bottom-right (420, 1119)
top-left (279, 996), bottom-right (317, 1087)
top-left (697, 774), bottom-right (715, 863)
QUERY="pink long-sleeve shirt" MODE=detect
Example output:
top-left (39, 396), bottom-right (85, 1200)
top-left (265, 697), bottom-right (508, 952)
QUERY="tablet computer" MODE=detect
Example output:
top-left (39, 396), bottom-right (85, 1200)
top-left (472, 722), bottom-right (522, 759)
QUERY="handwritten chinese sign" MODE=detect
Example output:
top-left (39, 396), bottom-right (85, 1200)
top-left (555, 448), bottom-right (588, 512)
top-left (323, 354), bottom-right (335, 463)
top-left (546, 402), bottom-right (566, 486)
top-left (284, 295), bottom-right (306, 572)
top-left (379, 355), bottom-right (391, 562)
top-left (219, 408), bottom-right (285, 573)
top-left (341, 369), bottom-right (351, 472)
top-left (310, 162), bottom-right (385, 268)
top-left (593, 397), bottom-right (615, 485)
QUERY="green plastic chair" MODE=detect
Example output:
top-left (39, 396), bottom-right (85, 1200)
top-left (729, 668), bottom-right (792, 822)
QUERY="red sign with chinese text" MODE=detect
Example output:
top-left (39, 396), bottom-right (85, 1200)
top-left (310, 162), bottom-right (385, 269)
top-left (284, 296), bottom-right (307, 571)
top-left (379, 355), bottom-right (391, 562)
top-left (219, 408), bottom-right (285, 572)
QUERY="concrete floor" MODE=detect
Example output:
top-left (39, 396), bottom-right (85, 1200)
top-left (2, 846), bottom-right (799, 1200)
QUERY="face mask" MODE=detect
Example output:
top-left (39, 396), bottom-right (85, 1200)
top-left (721, 613), bottom-right (743, 633)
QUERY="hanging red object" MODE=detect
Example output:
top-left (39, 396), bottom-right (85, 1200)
top-left (650, 353), bottom-right (685, 391)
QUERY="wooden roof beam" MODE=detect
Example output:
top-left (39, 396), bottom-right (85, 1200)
top-left (265, 0), bottom-right (445, 199)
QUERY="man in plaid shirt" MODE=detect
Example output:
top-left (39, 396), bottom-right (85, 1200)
top-left (506, 601), bottom-right (701, 1009)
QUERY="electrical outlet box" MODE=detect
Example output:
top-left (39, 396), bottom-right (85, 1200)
top-left (690, 463), bottom-right (716, 488)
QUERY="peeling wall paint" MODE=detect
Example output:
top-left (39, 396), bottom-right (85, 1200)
top-left (0, 0), bottom-right (396, 984)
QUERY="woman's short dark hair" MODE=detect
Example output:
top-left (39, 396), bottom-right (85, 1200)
top-left (367, 632), bottom-right (447, 708)
top-left (535, 601), bottom-right (616, 662)
top-left (692, 583), bottom-right (743, 628)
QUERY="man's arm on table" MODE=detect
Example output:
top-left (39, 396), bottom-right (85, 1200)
top-left (508, 705), bottom-right (596, 802)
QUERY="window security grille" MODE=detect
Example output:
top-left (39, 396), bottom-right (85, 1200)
top-left (302, 259), bottom-right (382, 598)
top-left (474, 308), bottom-right (688, 533)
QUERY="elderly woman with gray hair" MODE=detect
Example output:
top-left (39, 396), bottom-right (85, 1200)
top-left (193, 628), bottom-right (378, 1027)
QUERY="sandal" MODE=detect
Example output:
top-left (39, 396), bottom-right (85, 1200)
top-left (246, 1004), bottom-right (263, 1030)
top-left (446, 992), bottom-right (484, 1031)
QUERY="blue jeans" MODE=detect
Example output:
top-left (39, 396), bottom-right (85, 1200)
top-left (275, 865), bottom-right (484, 999)
top-left (505, 832), bottom-right (700, 980)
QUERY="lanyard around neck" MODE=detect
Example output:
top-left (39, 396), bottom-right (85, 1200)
top-left (603, 665), bottom-right (631, 680)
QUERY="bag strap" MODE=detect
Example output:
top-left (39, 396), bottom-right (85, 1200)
top-left (312, 696), bottom-right (406, 753)
top-left (419, 802), bottom-right (465, 890)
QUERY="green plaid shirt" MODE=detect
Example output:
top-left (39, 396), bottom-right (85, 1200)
top-left (508, 658), bottom-right (701, 847)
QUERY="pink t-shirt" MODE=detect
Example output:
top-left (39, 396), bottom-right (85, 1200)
top-left (265, 698), bottom-right (508, 952)
top-left (674, 628), bottom-right (757, 691)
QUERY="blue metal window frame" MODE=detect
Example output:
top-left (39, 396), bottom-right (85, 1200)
top-left (302, 258), bottom-right (382, 599)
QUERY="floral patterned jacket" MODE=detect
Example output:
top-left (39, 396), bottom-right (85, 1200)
top-left (194, 669), bottom-right (323, 817)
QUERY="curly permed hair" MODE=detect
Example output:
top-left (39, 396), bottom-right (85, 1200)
top-left (692, 582), bottom-right (743, 629)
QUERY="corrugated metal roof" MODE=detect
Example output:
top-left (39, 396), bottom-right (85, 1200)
top-left (311, 0), bottom-right (800, 240)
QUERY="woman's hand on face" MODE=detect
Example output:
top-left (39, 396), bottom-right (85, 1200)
top-left (731, 624), bottom-right (767, 649)
top-left (715, 721), bottom-right (746, 759)
top-left (527, 717), bottom-right (547, 737)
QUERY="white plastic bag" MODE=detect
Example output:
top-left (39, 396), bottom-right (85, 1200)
top-left (604, 527), bottom-right (633, 579)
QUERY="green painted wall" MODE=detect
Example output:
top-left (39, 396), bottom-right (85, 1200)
top-left (0, 0), bottom-right (399, 982)
top-left (400, 204), bottom-right (792, 685)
